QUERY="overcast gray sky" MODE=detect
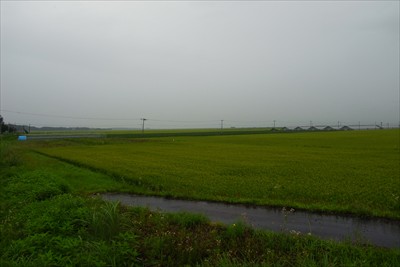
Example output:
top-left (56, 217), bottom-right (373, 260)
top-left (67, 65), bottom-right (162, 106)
top-left (1, 0), bottom-right (399, 129)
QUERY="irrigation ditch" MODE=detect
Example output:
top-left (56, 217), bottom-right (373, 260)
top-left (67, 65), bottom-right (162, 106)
top-left (101, 193), bottom-right (400, 249)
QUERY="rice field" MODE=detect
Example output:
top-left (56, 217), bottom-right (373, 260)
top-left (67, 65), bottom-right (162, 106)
top-left (33, 129), bottom-right (400, 219)
top-left (2, 129), bottom-right (400, 265)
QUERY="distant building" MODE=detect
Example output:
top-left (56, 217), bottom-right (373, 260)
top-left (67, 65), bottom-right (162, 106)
top-left (308, 126), bottom-right (319, 131)
top-left (323, 126), bottom-right (335, 131)
top-left (294, 126), bottom-right (303, 131)
top-left (340, 126), bottom-right (353, 131)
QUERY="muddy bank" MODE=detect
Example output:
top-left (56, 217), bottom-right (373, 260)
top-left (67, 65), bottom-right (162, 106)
top-left (101, 193), bottom-right (400, 248)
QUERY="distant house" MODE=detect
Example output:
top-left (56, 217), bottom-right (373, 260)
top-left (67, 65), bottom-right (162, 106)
top-left (308, 126), bottom-right (319, 131)
top-left (323, 126), bottom-right (335, 131)
top-left (340, 126), bottom-right (353, 131)
top-left (281, 127), bottom-right (290, 131)
top-left (294, 126), bottom-right (303, 131)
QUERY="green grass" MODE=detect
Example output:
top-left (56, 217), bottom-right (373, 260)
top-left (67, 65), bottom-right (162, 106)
top-left (0, 169), bottom-right (140, 266)
top-left (1, 135), bottom-right (400, 266)
top-left (27, 127), bottom-right (272, 136)
top-left (105, 127), bottom-right (275, 139)
top-left (23, 152), bottom-right (132, 194)
top-left (32, 129), bottom-right (400, 219)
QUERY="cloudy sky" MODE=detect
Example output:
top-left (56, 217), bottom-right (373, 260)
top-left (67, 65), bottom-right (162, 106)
top-left (1, 1), bottom-right (399, 129)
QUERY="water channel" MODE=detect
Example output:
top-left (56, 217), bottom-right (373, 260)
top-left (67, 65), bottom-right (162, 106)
top-left (101, 193), bottom-right (400, 248)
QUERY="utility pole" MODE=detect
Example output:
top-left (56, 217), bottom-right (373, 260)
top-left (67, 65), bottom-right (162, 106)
top-left (273, 120), bottom-right (276, 129)
top-left (141, 118), bottom-right (147, 133)
top-left (220, 120), bottom-right (224, 131)
top-left (337, 121), bottom-right (340, 128)
top-left (310, 121), bottom-right (312, 127)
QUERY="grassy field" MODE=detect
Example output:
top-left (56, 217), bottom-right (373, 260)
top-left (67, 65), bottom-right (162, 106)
top-left (1, 133), bottom-right (400, 266)
top-left (26, 127), bottom-right (279, 142)
top-left (31, 129), bottom-right (400, 219)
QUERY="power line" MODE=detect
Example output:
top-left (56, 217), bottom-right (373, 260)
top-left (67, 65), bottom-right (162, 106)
top-left (2, 109), bottom-right (233, 127)
top-left (3, 109), bottom-right (398, 130)
top-left (1, 109), bottom-right (141, 121)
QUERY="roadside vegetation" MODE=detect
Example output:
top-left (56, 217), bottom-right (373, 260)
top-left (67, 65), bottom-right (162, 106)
top-left (1, 130), bottom-right (399, 266)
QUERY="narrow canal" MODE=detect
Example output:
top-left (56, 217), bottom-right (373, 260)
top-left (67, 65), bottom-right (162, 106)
top-left (101, 193), bottom-right (400, 248)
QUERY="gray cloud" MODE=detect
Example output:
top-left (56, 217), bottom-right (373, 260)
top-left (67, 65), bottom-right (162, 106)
top-left (1, 1), bottom-right (399, 128)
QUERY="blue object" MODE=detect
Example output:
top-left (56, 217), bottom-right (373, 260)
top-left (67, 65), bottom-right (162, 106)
top-left (18, 136), bottom-right (27, 141)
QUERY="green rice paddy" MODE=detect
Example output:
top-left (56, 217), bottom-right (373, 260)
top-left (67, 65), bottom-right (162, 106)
top-left (33, 129), bottom-right (400, 219)
top-left (2, 129), bottom-right (400, 266)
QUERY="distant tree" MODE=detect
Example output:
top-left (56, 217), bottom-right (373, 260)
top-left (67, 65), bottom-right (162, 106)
top-left (9, 126), bottom-right (17, 133)
top-left (0, 115), bottom-right (6, 133)
top-left (0, 115), bottom-right (16, 133)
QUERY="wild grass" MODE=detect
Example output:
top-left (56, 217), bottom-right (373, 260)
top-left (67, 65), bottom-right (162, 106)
top-left (0, 156), bottom-right (139, 266)
top-left (90, 201), bottom-right (122, 241)
top-left (33, 129), bottom-right (400, 219)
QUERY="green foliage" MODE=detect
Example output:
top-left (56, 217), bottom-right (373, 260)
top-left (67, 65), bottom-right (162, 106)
top-left (89, 201), bottom-right (122, 242)
top-left (15, 194), bottom-right (89, 237)
top-left (2, 233), bottom-right (139, 267)
top-left (0, 116), bottom-right (17, 134)
top-left (5, 171), bottom-right (70, 203)
top-left (166, 212), bottom-right (209, 229)
top-left (0, 142), bottom-right (22, 167)
top-left (224, 221), bottom-right (252, 240)
top-left (0, 168), bottom-right (139, 266)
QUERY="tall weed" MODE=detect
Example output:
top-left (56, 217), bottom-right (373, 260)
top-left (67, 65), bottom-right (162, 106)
top-left (0, 143), bottom-right (22, 167)
top-left (89, 201), bottom-right (122, 242)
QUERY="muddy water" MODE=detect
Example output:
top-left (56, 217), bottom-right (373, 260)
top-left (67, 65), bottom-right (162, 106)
top-left (101, 193), bottom-right (400, 248)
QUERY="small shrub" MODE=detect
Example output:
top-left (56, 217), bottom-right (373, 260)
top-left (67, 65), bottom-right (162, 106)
top-left (166, 212), bottom-right (209, 229)
top-left (224, 221), bottom-right (252, 240)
